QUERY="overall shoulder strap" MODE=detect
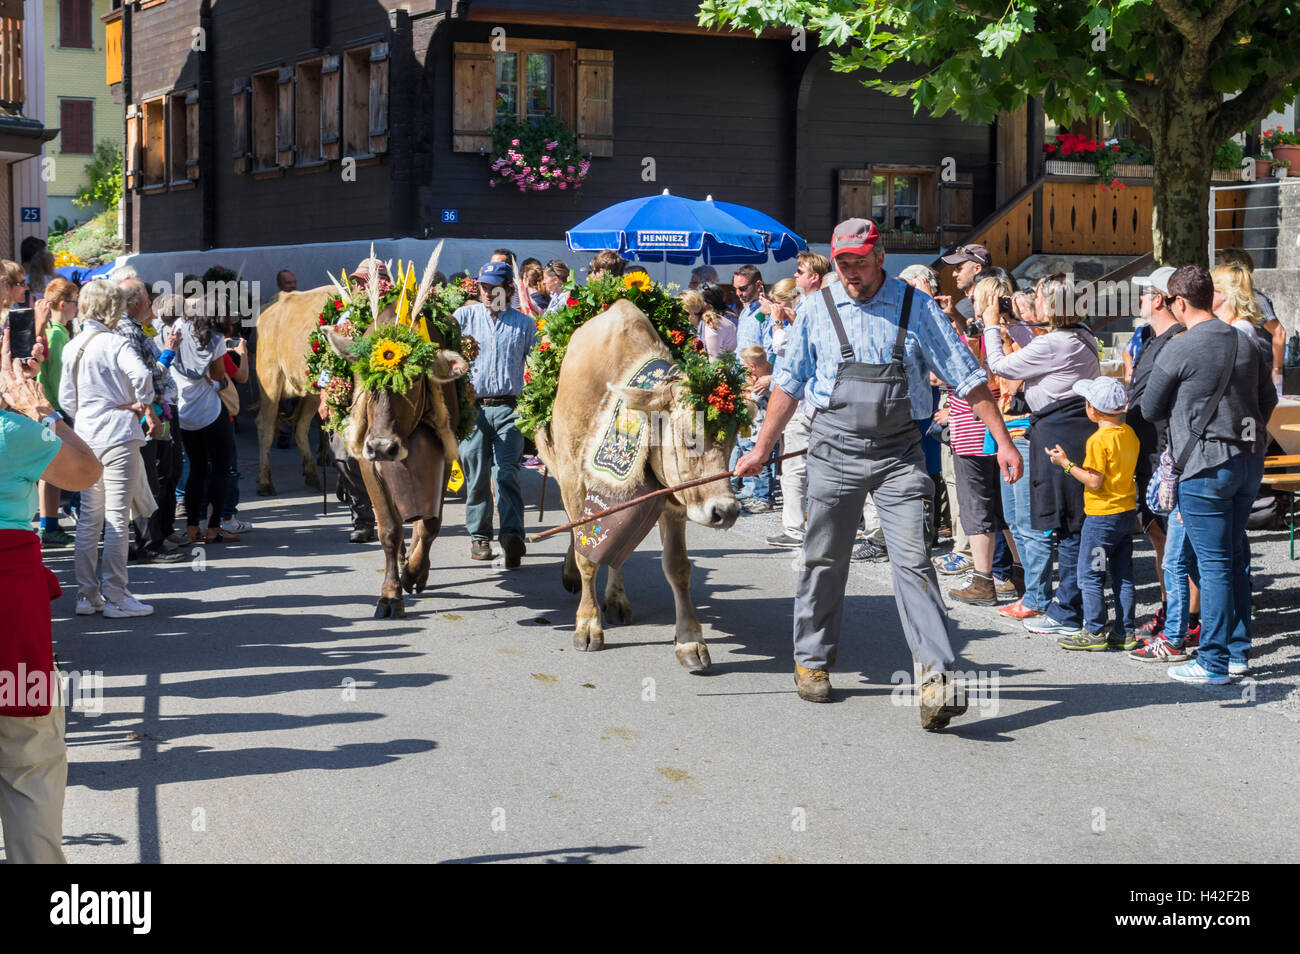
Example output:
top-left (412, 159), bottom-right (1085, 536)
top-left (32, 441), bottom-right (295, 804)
top-left (820, 287), bottom-right (854, 361)
top-left (893, 284), bottom-right (915, 363)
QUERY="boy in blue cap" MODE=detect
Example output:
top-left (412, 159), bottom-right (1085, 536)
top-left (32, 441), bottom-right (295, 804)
top-left (454, 260), bottom-right (537, 566)
top-left (1045, 376), bottom-right (1140, 650)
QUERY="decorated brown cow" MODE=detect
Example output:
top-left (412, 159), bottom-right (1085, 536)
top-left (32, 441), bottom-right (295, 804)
top-left (533, 295), bottom-right (745, 672)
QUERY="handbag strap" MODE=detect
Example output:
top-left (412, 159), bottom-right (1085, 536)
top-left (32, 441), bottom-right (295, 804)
top-left (69, 329), bottom-right (104, 414)
top-left (1174, 329), bottom-right (1238, 472)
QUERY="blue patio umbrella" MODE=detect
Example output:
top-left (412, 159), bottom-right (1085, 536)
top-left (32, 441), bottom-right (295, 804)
top-left (54, 264), bottom-right (91, 284)
top-left (566, 190), bottom-right (768, 267)
top-left (84, 261), bottom-right (116, 280)
top-left (704, 196), bottom-right (807, 262)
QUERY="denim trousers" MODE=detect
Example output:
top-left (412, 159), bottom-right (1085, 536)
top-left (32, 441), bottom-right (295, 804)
top-left (1178, 454), bottom-right (1262, 674)
top-left (1001, 435), bottom-right (1053, 610)
top-left (1044, 527), bottom-right (1084, 628)
top-left (1077, 510), bottom-right (1137, 634)
top-left (1161, 506), bottom-right (1199, 643)
top-left (459, 402), bottom-right (525, 542)
top-left (733, 437), bottom-right (775, 500)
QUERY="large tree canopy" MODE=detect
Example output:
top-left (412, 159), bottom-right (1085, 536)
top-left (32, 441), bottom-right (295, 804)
top-left (698, 0), bottom-right (1300, 265)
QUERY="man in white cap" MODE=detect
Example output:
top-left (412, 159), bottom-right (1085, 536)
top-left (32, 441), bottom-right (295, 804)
top-left (735, 218), bottom-right (1022, 730)
top-left (1125, 266), bottom-right (1186, 641)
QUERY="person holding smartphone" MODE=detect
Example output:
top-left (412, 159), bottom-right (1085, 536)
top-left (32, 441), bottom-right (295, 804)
top-left (31, 279), bottom-right (81, 547)
top-left (0, 325), bottom-right (102, 863)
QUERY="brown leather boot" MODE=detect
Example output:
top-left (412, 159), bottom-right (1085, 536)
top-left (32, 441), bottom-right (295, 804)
top-left (919, 672), bottom-right (969, 731)
top-left (794, 662), bottom-right (832, 703)
top-left (949, 572), bottom-right (997, 606)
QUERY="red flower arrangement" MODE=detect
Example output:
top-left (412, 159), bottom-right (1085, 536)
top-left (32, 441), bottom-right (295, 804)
top-left (669, 329), bottom-right (686, 346)
top-left (706, 382), bottom-right (736, 415)
top-left (1043, 132), bottom-right (1102, 159)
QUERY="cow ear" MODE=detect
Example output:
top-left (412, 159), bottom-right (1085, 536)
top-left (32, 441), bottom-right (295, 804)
top-left (428, 350), bottom-right (468, 384)
top-left (607, 383), bottom-right (674, 413)
top-left (325, 328), bottom-right (359, 362)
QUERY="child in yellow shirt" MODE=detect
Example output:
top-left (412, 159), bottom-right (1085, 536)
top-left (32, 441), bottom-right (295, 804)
top-left (1046, 377), bottom-right (1140, 651)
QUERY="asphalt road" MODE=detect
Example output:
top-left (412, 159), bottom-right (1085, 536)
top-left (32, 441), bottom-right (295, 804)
top-left (22, 425), bottom-right (1300, 863)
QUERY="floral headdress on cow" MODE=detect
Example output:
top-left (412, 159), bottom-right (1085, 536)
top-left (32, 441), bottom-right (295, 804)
top-left (305, 242), bottom-right (480, 438)
top-left (515, 271), bottom-right (752, 444)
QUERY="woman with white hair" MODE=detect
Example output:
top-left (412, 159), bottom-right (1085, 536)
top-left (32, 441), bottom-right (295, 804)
top-left (58, 280), bottom-right (160, 619)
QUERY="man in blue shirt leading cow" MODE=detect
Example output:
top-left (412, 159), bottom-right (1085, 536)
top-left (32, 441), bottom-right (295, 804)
top-left (455, 261), bottom-right (537, 567)
top-left (734, 218), bottom-right (1023, 731)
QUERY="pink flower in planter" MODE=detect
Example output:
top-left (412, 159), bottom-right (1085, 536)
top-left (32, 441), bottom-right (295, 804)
top-left (546, 140), bottom-right (558, 150)
top-left (558, 182), bottom-right (567, 190)
top-left (511, 138), bottom-right (520, 146)
top-left (521, 166), bottom-right (531, 174)
top-left (489, 179), bottom-right (497, 187)
top-left (567, 165), bottom-right (575, 174)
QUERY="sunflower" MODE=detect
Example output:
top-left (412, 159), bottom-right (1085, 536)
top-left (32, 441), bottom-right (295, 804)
top-left (623, 272), bottom-right (651, 292)
top-left (369, 338), bottom-right (411, 372)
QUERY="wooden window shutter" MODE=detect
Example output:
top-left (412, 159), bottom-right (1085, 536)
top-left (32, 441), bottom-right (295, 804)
top-left (276, 66), bottom-right (295, 166)
top-left (125, 104), bottom-right (142, 189)
top-left (185, 89), bottom-right (200, 180)
top-left (452, 42), bottom-right (494, 154)
top-left (232, 78), bottom-right (251, 173)
top-left (576, 49), bottom-right (613, 157)
top-left (368, 42), bottom-right (389, 155)
top-left (320, 54), bottom-right (341, 160)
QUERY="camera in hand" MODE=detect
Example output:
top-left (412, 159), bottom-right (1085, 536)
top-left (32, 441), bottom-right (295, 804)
top-left (6, 308), bottom-right (36, 359)
top-left (998, 296), bottom-right (1013, 317)
top-left (966, 318), bottom-right (985, 336)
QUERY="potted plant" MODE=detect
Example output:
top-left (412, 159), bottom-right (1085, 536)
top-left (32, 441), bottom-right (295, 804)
top-left (1212, 139), bottom-right (1246, 180)
top-left (1043, 131), bottom-right (1102, 175)
top-left (1275, 158), bottom-right (1292, 179)
top-left (486, 116), bottom-right (590, 193)
top-left (1262, 126), bottom-right (1300, 170)
top-left (1252, 154), bottom-right (1274, 178)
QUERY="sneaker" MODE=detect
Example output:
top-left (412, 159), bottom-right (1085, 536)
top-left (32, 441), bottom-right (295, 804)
top-left (919, 672), bottom-right (968, 731)
top-left (520, 455), bottom-right (544, 469)
top-left (1136, 608), bottom-right (1166, 639)
top-left (949, 573), bottom-right (997, 606)
top-left (1129, 636), bottom-right (1190, 663)
top-left (1023, 616), bottom-right (1081, 636)
top-left (470, 540), bottom-right (494, 561)
top-left (933, 552), bottom-right (973, 575)
top-left (851, 539), bottom-right (888, 563)
top-left (40, 527), bottom-right (75, 548)
top-left (75, 595), bottom-right (105, 616)
top-left (104, 595), bottom-right (155, 618)
top-left (1168, 660), bottom-right (1229, 685)
top-left (1111, 630), bottom-right (1139, 651)
top-left (743, 499), bottom-right (773, 514)
top-left (1228, 660), bottom-right (1250, 677)
top-left (794, 663), bottom-right (832, 703)
top-left (1058, 629), bottom-right (1112, 651)
top-left (166, 531), bottom-right (189, 546)
top-left (766, 532), bottom-right (804, 548)
top-left (221, 517), bottom-right (252, 534)
top-left (1184, 623), bottom-right (1201, 653)
top-left (997, 599), bottom-right (1043, 620)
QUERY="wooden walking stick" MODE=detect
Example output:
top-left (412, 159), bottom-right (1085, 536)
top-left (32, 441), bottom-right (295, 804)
top-left (537, 465), bottom-right (548, 522)
top-left (528, 449), bottom-right (806, 543)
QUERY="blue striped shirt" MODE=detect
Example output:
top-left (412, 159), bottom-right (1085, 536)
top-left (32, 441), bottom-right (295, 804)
top-left (736, 301), bottom-right (775, 361)
top-left (455, 302), bottom-right (537, 397)
top-left (772, 274), bottom-right (986, 420)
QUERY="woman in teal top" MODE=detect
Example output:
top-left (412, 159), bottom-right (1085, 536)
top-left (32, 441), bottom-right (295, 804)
top-left (0, 410), bottom-right (61, 531)
top-left (33, 279), bottom-right (80, 546)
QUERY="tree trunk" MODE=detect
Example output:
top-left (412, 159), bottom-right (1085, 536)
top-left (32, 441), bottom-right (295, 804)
top-left (1149, 111), bottom-right (1216, 268)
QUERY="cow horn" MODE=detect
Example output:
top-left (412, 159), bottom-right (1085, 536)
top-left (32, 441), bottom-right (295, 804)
top-left (366, 249), bottom-right (381, 324)
top-left (409, 239), bottom-right (445, 320)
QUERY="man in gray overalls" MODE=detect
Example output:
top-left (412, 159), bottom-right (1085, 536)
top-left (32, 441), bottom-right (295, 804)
top-left (736, 219), bottom-right (1022, 730)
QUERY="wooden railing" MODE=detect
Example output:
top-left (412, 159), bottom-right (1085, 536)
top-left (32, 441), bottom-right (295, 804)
top-left (0, 14), bottom-right (22, 111)
top-left (934, 173), bottom-right (1160, 298)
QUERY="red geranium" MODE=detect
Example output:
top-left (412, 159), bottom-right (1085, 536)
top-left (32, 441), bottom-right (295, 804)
top-left (311, 340), bottom-right (322, 354)
top-left (333, 299), bottom-right (344, 309)
top-left (524, 370), bottom-right (532, 384)
top-left (566, 296), bottom-right (579, 307)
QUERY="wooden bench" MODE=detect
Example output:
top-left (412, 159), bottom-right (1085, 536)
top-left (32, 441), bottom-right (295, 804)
top-left (1263, 455), bottom-right (1300, 559)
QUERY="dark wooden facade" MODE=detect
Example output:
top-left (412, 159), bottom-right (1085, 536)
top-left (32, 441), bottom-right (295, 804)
top-left (115, 0), bottom-right (1009, 254)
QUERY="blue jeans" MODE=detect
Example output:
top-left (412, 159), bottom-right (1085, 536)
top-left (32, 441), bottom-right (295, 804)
top-left (1002, 435), bottom-right (1053, 610)
top-left (1044, 528), bottom-right (1084, 628)
top-left (1078, 510), bottom-right (1136, 634)
top-left (734, 437), bottom-right (775, 501)
top-left (1178, 454), bottom-right (1263, 675)
top-left (1162, 506), bottom-right (1199, 644)
top-left (460, 402), bottom-right (525, 542)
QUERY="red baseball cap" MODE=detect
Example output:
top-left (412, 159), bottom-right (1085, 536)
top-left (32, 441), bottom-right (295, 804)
top-left (830, 218), bottom-right (881, 259)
